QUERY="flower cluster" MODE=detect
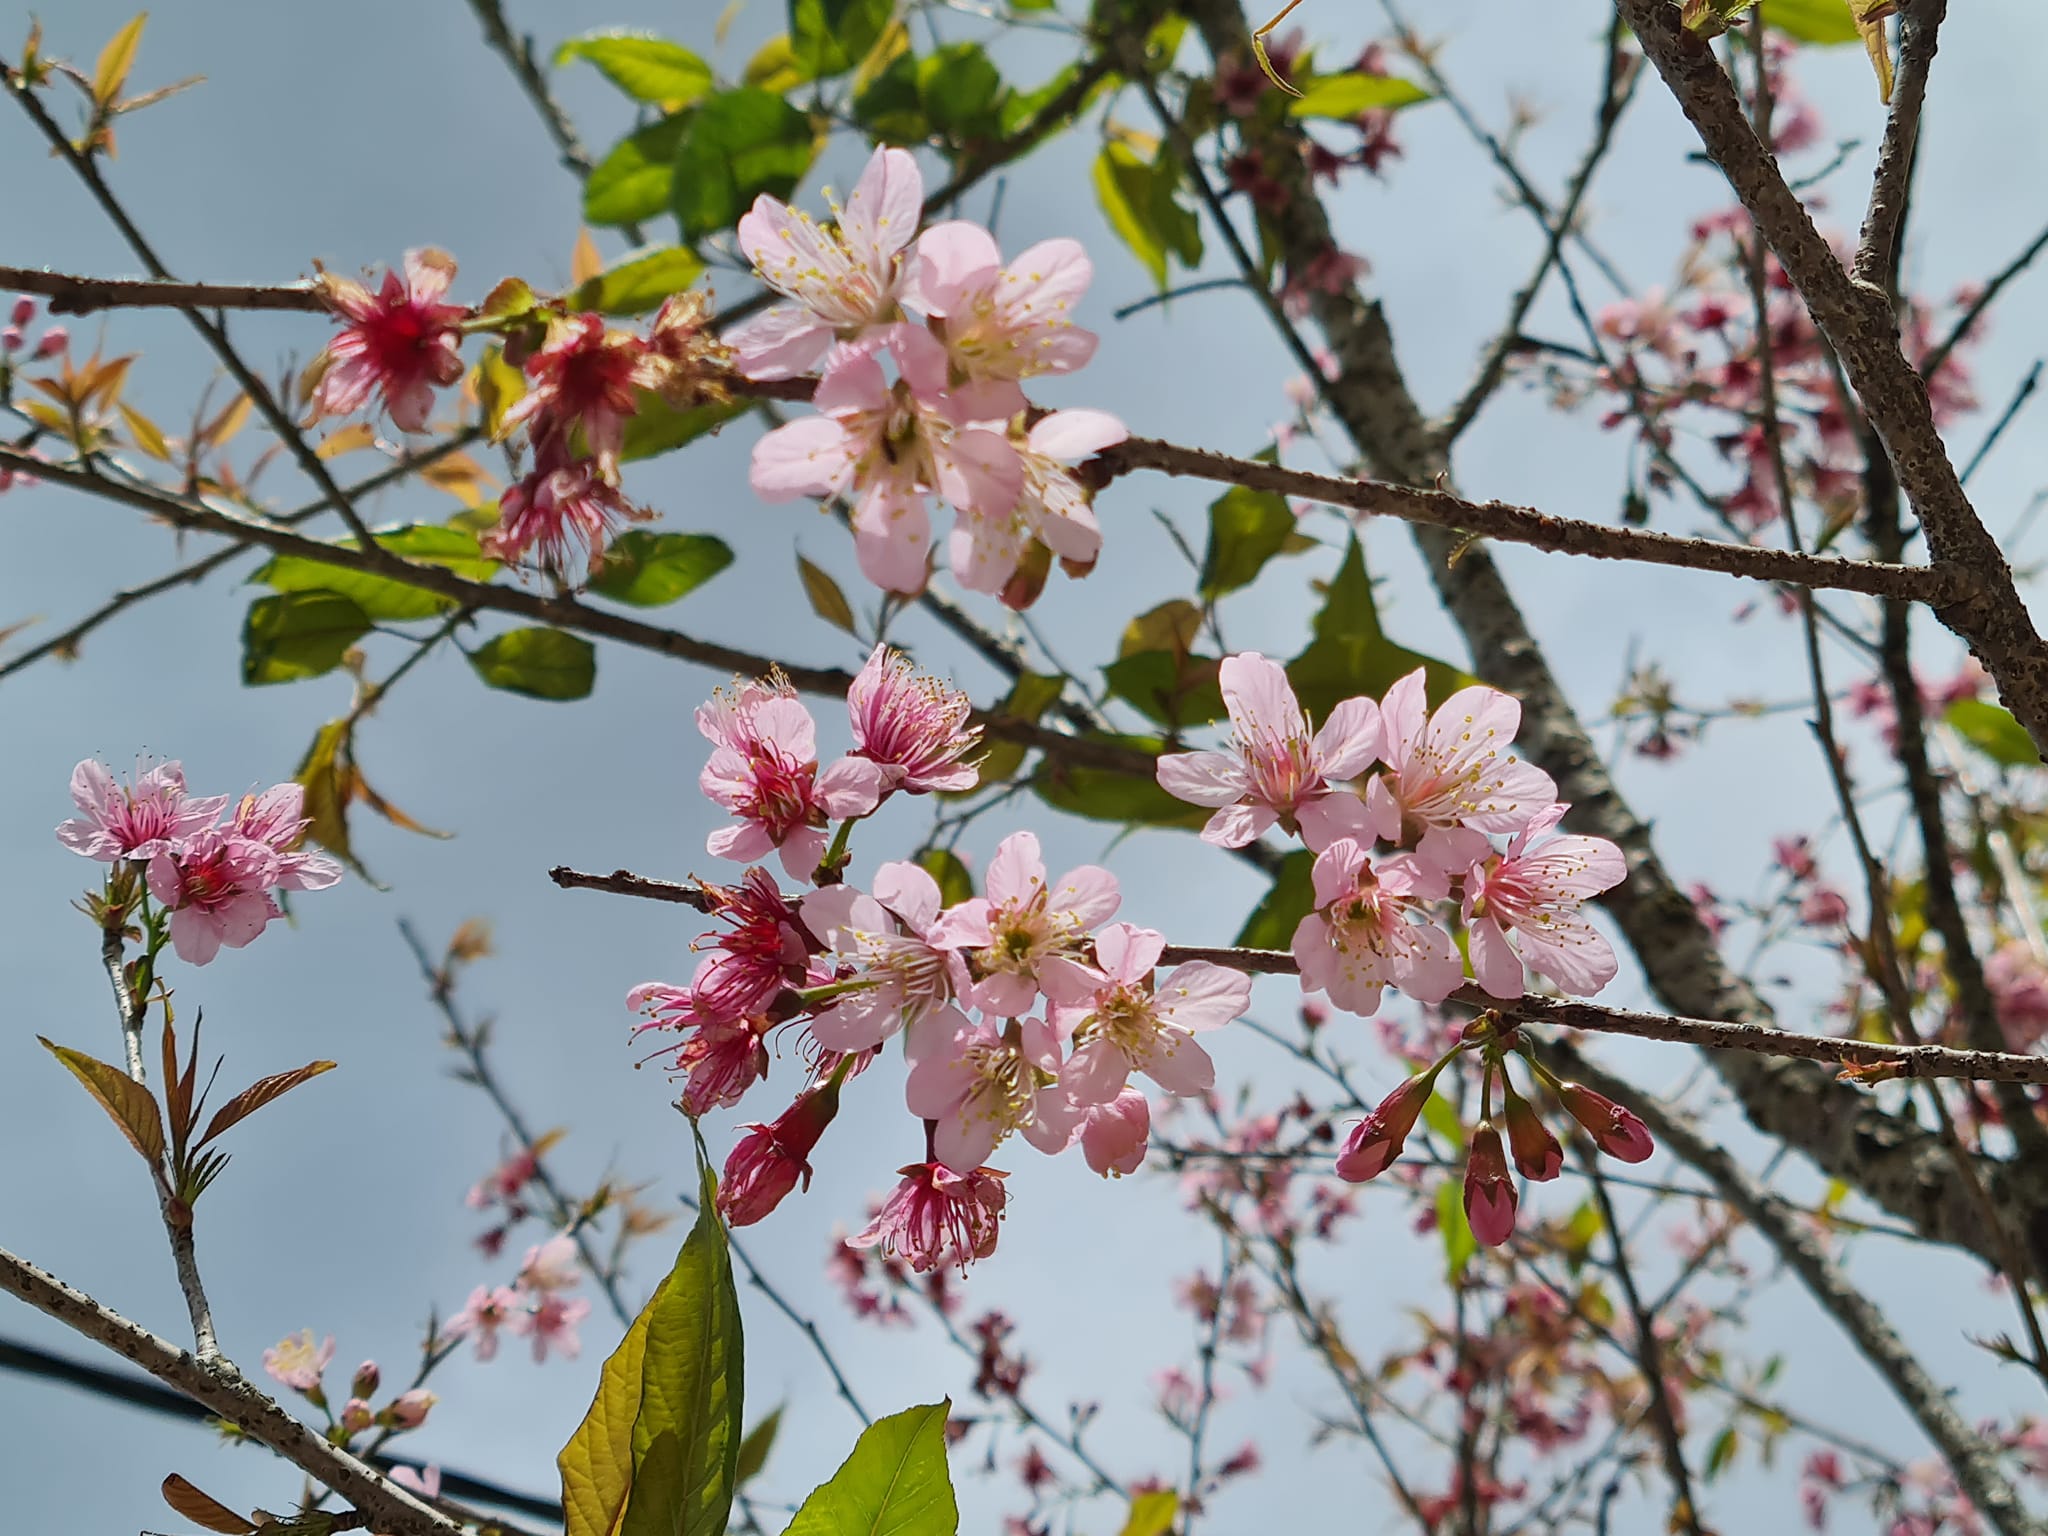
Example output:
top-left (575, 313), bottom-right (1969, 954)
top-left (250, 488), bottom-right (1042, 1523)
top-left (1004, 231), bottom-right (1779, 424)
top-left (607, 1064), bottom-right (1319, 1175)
top-left (0, 294), bottom-right (69, 494)
top-left (738, 145), bottom-right (1126, 603)
top-left (57, 759), bottom-right (341, 964)
top-left (305, 249), bottom-right (728, 583)
top-left (446, 1231), bottom-right (594, 1364)
top-left (262, 1330), bottom-right (436, 1440)
top-left (1156, 655), bottom-right (1626, 1013)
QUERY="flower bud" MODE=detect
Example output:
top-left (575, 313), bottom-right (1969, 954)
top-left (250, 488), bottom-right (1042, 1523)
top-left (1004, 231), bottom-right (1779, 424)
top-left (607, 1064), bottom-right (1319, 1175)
top-left (1463, 1124), bottom-right (1518, 1247)
top-left (1503, 1092), bottom-right (1562, 1182)
top-left (0, 326), bottom-right (20, 353)
top-left (1333, 1071), bottom-right (1435, 1183)
top-left (1080, 1088), bottom-right (1150, 1178)
top-left (350, 1360), bottom-right (380, 1399)
top-left (34, 326), bottom-right (67, 358)
top-left (717, 1078), bottom-right (843, 1227)
top-left (1556, 1081), bottom-right (1655, 1164)
top-left (9, 297), bottom-right (32, 327)
top-left (383, 1389), bottom-right (437, 1429)
top-left (339, 1398), bottom-right (374, 1435)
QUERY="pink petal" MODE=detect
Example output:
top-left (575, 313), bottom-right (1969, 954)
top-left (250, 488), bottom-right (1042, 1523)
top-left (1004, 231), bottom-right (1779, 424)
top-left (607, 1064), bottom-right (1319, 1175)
top-left (724, 302), bottom-right (833, 380)
top-left (1137, 1031), bottom-right (1214, 1096)
top-left (986, 832), bottom-right (1045, 905)
top-left (914, 220), bottom-right (1003, 316)
top-left (1313, 696), bottom-right (1383, 779)
top-left (843, 146), bottom-right (925, 267)
top-left (750, 415), bottom-right (855, 501)
top-left (1378, 668), bottom-right (1429, 766)
top-left (935, 428), bottom-right (1023, 518)
top-left (1202, 802), bottom-right (1276, 848)
top-left (1468, 917), bottom-right (1524, 1000)
top-left (873, 860), bottom-right (944, 931)
top-left (1095, 922), bottom-right (1165, 981)
top-left (1156, 750), bottom-right (1251, 808)
top-left (818, 755), bottom-right (887, 818)
top-left (1050, 864), bottom-right (1120, 929)
top-left (1026, 408), bottom-right (1129, 461)
top-left (1155, 963), bottom-right (1252, 1032)
top-left (1219, 652), bottom-right (1307, 746)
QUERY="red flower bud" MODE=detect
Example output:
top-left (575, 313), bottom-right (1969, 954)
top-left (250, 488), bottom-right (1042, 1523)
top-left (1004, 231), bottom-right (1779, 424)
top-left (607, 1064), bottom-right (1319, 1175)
top-left (1334, 1071), bottom-right (1435, 1182)
top-left (1463, 1124), bottom-right (1518, 1247)
top-left (1503, 1092), bottom-right (1563, 1182)
top-left (717, 1078), bottom-right (843, 1227)
top-left (1557, 1081), bottom-right (1655, 1163)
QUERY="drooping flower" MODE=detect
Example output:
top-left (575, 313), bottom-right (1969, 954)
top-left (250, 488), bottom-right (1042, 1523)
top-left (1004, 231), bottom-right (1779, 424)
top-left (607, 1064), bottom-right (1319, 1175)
top-left (1080, 1088), bottom-right (1151, 1177)
top-left (694, 867), bottom-right (814, 1019)
top-left (1055, 924), bottom-right (1251, 1106)
top-left (1366, 670), bottom-right (1557, 872)
top-left (1462, 803), bottom-right (1625, 999)
top-left (1157, 655), bottom-right (1382, 850)
top-left (1502, 1089), bottom-right (1563, 1182)
top-left (802, 861), bottom-right (968, 1052)
top-left (847, 644), bottom-right (981, 793)
top-left (147, 828), bottom-right (283, 965)
top-left (514, 1292), bottom-right (592, 1362)
top-left (57, 758), bottom-right (227, 862)
top-left (482, 434), bottom-right (648, 581)
top-left (311, 249), bottom-right (467, 432)
top-left (719, 1080), bottom-right (844, 1227)
top-left (1555, 1081), bottom-right (1655, 1163)
top-left (949, 409), bottom-right (1126, 595)
top-left (262, 1329), bottom-right (335, 1394)
top-left (697, 677), bottom-right (887, 877)
top-left (1332, 1069), bottom-right (1439, 1182)
top-left (748, 328), bottom-right (1022, 593)
top-left (728, 145), bottom-right (924, 378)
top-left (847, 1161), bottom-right (1009, 1274)
top-left (913, 222), bottom-right (1099, 421)
top-left (445, 1285), bottom-right (521, 1361)
top-left (1291, 839), bottom-right (1463, 1016)
top-left (928, 830), bottom-right (1119, 1015)
top-left (628, 980), bottom-right (774, 1113)
top-left (227, 784), bottom-right (344, 893)
top-left (500, 313), bottom-right (658, 470)
top-left (1463, 1124), bottom-right (1518, 1246)
top-left (904, 1007), bottom-right (1075, 1170)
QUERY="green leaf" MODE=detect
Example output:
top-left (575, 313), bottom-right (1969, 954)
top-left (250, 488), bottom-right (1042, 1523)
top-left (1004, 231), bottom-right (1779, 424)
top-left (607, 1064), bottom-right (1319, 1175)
top-left (918, 42), bottom-right (1005, 141)
top-left (1760, 0), bottom-right (1860, 44)
top-left (1419, 1090), bottom-right (1465, 1151)
top-left (587, 114), bottom-right (692, 227)
top-left (1091, 142), bottom-right (1201, 291)
top-left (1032, 733), bottom-right (1206, 829)
top-left (735, 1407), bottom-right (782, 1489)
top-left (621, 397), bottom-right (748, 462)
top-left (253, 525), bottom-right (497, 622)
top-left (1705, 1424), bottom-right (1740, 1481)
top-left (671, 89), bottom-right (819, 242)
top-left (1286, 539), bottom-right (1473, 720)
top-left (1200, 483), bottom-right (1303, 599)
top-left (1946, 699), bottom-right (2042, 767)
top-left (618, 1162), bottom-right (745, 1536)
top-left (1102, 650), bottom-right (1223, 731)
top-left (784, 1401), bottom-right (957, 1536)
top-left (972, 671), bottom-right (1066, 788)
top-left (1436, 1178), bottom-right (1476, 1280)
top-left (1287, 72), bottom-right (1432, 118)
top-left (789, 0), bottom-right (892, 80)
top-left (589, 532), bottom-right (734, 606)
top-left (1235, 849), bottom-right (1313, 948)
top-left (555, 32), bottom-right (715, 105)
top-left (1118, 1490), bottom-right (1179, 1536)
top-left (469, 628), bottom-right (596, 701)
top-left (242, 591), bottom-right (371, 685)
top-left (916, 848), bottom-right (975, 907)
top-left (796, 553), bottom-right (860, 637)
top-left (573, 247), bottom-right (708, 316)
top-left (744, 33), bottom-right (811, 94)
top-left (853, 49), bottom-right (926, 142)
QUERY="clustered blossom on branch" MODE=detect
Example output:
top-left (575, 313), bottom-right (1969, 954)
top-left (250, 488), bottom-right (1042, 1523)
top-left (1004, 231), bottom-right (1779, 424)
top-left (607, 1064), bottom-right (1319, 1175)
top-left (737, 145), bottom-right (1127, 603)
top-left (57, 759), bottom-right (341, 964)
top-left (261, 1329), bottom-right (437, 1443)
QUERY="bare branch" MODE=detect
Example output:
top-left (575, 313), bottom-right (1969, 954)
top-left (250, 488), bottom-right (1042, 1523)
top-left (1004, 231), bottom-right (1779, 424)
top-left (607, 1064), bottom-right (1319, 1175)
top-left (0, 266), bottom-right (325, 314)
top-left (1853, 0), bottom-right (1945, 291)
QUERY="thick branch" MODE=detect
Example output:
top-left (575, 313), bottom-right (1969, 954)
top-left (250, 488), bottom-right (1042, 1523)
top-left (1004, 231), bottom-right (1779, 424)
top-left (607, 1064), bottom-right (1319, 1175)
top-left (0, 265), bottom-right (323, 314)
top-left (0, 1245), bottom-right (461, 1536)
top-left (1852, 0), bottom-right (1944, 289)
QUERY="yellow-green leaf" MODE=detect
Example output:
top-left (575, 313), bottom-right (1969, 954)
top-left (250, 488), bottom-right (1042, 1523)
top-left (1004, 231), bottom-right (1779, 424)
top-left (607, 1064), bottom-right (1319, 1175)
top-left (1287, 72), bottom-right (1431, 119)
top-left (1118, 1489), bottom-right (1179, 1536)
top-left (797, 553), bottom-right (860, 637)
top-left (784, 1401), bottom-right (957, 1536)
top-left (559, 1280), bottom-right (659, 1536)
top-left (555, 32), bottom-right (714, 106)
top-left (93, 12), bottom-right (147, 106)
top-left (573, 247), bottom-right (708, 316)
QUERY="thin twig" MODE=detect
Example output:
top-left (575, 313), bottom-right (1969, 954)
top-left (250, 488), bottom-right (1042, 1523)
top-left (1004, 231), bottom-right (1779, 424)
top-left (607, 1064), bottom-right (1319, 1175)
top-left (1852, 0), bottom-right (1945, 289)
top-left (0, 266), bottom-right (324, 313)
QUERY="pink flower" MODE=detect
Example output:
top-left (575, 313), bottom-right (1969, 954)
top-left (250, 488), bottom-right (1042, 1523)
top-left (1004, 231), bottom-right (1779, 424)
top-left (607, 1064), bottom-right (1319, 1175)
top-left (147, 828), bottom-right (283, 965)
top-left (1462, 803), bottom-right (1625, 999)
top-left (1365, 670), bottom-right (1556, 871)
top-left (801, 861), bottom-right (967, 1052)
top-left (446, 1285), bottom-right (521, 1361)
top-left (516, 1233), bottom-right (582, 1293)
top-left (1333, 1070), bottom-right (1438, 1182)
top-left (1556, 1081), bottom-right (1654, 1163)
top-left (1291, 839), bottom-right (1463, 1016)
top-left (482, 436), bottom-right (647, 581)
top-left (904, 1007), bottom-right (1076, 1170)
top-left (262, 1329), bottom-right (335, 1393)
top-left (227, 784), bottom-right (343, 893)
top-left (697, 677), bottom-right (887, 878)
top-left (1463, 1125), bottom-right (1518, 1246)
top-left (340, 1399), bottom-right (374, 1435)
top-left (500, 313), bottom-right (657, 470)
top-left (748, 327), bottom-right (1021, 593)
top-left (1985, 943), bottom-right (2048, 1052)
top-left (1503, 1091), bottom-right (1563, 1182)
top-left (390, 1466), bottom-right (441, 1502)
top-left (1799, 886), bottom-right (1850, 927)
top-left (949, 409), bottom-right (1125, 594)
top-left (719, 1080), bottom-right (844, 1227)
top-left (515, 1292), bottom-right (592, 1362)
top-left (694, 867), bottom-right (814, 1018)
top-left (311, 249), bottom-right (467, 432)
top-left (1156, 654), bottom-right (1382, 850)
top-left (847, 1161), bottom-right (1009, 1274)
top-left (670, 1013), bottom-right (772, 1113)
top-left (728, 145), bottom-right (923, 378)
top-left (1054, 924), bottom-right (1251, 1105)
top-left (928, 830), bottom-right (1120, 1015)
top-left (913, 221), bottom-right (1099, 421)
top-left (1079, 1088), bottom-right (1151, 1177)
top-left (847, 644), bottom-right (981, 793)
top-left (57, 758), bottom-right (227, 862)
top-left (33, 325), bottom-right (66, 358)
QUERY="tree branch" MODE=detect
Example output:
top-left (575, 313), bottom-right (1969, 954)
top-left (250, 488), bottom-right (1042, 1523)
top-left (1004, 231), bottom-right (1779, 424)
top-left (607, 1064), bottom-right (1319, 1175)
top-left (0, 266), bottom-right (325, 314)
top-left (1852, 0), bottom-right (1944, 291)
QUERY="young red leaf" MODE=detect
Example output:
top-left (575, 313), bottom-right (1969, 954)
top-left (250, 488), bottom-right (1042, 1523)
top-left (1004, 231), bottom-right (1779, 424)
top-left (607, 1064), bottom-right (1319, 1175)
top-left (196, 1061), bottom-right (337, 1149)
top-left (161, 1474), bottom-right (257, 1536)
top-left (39, 1037), bottom-right (165, 1166)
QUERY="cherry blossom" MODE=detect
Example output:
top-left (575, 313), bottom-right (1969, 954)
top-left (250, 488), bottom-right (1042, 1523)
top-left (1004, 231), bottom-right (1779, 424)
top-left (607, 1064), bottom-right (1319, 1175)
top-left (262, 1329), bottom-right (335, 1394)
top-left (445, 1285), bottom-right (521, 1361)
top-left (1291, 839), bottom-right (1462, 1016)
top-left (482, 436), bottom-right (648, 581)
top-left (928, 830), bottom-right (1119, 1015)
top-left (949, 409), bottom-right (1126, 596)
top-left (1461, 803), bottom-right (1626, 999)
top-left (719, 1080), bottom-right (843, 1227)
top-left (225, 784), bottom-right (343, 894)
top-left (692, 867), bottom-right (814, 1019)
top-left (802, 861), bottom-right (967, 1052)
top-left (500, 313), bottom-right (658, 470)
top-left (697, 677), bottom-right (887, 877)
top-left (515, 1232), bottom-right (581, 1293)
top-left (56, 758), bottom-right (226, 862)
top-left (1333, 1068), bottom-right (1441, 1182)
top-left (1079, 1088), bottom-right (1151, 1177)
top-left (848, 1161), bottom-right (1009, 1274)
top-left (1463, 1124), bottom-right (1518, 1246)
top-left (1555, 1081), bottom-right (1655, 1163)
top-left (913, 221), bottom-right (1099, 421)
top-left (846, 644), bottom-right (982, 793)
top-left (1054, 924), bottom-right (1251, 1105)
top-left (904, 1007), bottom-right (1075, 1170)
top-left (311, 249), bottom-right (467, 432)
top-left (515, 1292), bottom-right (592, 1362)
top-left (1156, 654), bottom-right (1382, 850)
top-left (1502, 1088), bottom-right (1563, 1182)
top-left (146, 828), bottom-right (284, 966)
top-left (728, 145), bottom-right (923, 378)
